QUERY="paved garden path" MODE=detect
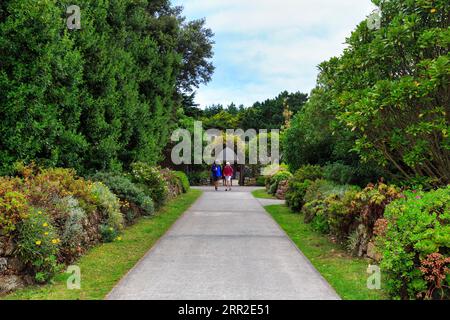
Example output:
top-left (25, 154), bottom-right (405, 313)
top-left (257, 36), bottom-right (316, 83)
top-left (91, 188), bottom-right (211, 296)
top-left (107, 186), bottom-right (340, 300)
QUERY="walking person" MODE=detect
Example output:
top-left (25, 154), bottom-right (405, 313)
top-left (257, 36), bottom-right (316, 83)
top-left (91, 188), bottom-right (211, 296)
top-left (223, 162), bottom-right (234, 191)
top-left (211, 160), bottom-right (222, 191)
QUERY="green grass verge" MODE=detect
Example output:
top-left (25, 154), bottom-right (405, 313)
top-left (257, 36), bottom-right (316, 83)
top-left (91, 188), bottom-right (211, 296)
top-left (265, 204), bottom-right (388, 300)
top-left (251, 188), bottom-right (277, 199)
top-left (2, 189), bottom-right (203, 300)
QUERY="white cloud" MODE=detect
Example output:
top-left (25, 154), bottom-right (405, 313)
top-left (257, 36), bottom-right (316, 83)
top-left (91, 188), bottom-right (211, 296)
top-left (174, 0), bottom-right (377, 107)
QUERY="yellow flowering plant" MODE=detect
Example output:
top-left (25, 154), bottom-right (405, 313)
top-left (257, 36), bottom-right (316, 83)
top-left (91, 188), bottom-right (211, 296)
top-left (17, 208), bottom-right (61, 283)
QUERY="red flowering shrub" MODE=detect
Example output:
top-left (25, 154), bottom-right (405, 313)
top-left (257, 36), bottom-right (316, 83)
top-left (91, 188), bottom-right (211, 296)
top-left (373, 218), bottom-right (388, 237)
top-left (419, 253), bottom-right (450, 300)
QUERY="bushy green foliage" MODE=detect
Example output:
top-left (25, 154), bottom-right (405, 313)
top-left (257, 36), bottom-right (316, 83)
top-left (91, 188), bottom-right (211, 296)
top-left (99, 224), bottom-right (121, 244)
top-left (319, 0), bottom-right (450, 184)
top-left (173, 171), bottom-right (190, 193)
top-left (0, 0), bottom-right (214, 175)
top-left (239, 91), bottom-right (308, 130)
top-left (59, 196), bottom-right (87, 259)
top-left (90, 182), bottom-right (124, 233)
top-left (301, 180), bottom-right (360, 237)
top-left (303, 179), bottom-right (348, 204)
top-left (192, 91), bottom-right (307, 131)
top-left (310, 211), bottom-right (330, 234)
top-left (0, 179), bottom-right (29, 236)
top-left (286, 180), bottom-right (313, 212)
top-left (256, 176), bottom-right (266, 186)
top-left (187, 171), bottom-right (210, 186)
top-left (282, 88), bottom-right (348, 171)
top-left (283, 1), bottom-right (449, 187)
top-left (300, 181), bottom-right (399, 248)
top-left (130, 162), bottom-right (169, 207)
top-left (266, 171), bottom-right (293, 195)
top-left (378, 186), bottom-right (450, 300)
top-left (17, 209), bottom-right (61, 283)
top-left (22, 166), bottom-right (96, 213)
top-left (282, 89), bottom-right (385, 186)
top-left (0, 163), bottom-right (191, 287)
top-left (292, 165), bottom-right (324, 183)
top-left (90, 172), bottom-right (154, 215)
top-left (323, 189), bottom-right (361, 241)
top-left (159, 169), bottom-right (185, 199)
top-left (323, 162), bottom-right (355, 185)
top-left (285, 165), bottom-right (328, 211)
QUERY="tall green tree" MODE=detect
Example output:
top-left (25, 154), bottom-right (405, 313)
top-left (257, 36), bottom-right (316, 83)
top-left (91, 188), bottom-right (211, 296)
top-left (0, 0), bottom-right (214, 175)
top-left (240, 91), bottom-right (308, 130)
top-left (327, 0), bottom-right (449, 185)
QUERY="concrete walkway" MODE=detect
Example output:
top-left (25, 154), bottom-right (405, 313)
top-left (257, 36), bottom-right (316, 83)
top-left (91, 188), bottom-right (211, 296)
top-left (107, 186), bottom-right (340, 300)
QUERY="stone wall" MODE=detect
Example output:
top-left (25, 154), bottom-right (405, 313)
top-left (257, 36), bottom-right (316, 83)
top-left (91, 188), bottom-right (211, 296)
top-left (0, 236), bottom-right (33, 294)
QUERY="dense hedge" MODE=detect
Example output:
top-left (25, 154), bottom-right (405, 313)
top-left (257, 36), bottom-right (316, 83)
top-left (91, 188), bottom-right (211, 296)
top-left (0, 0), bottom-right (213, 175)
top-left (0, 163), bottom-right (190, 293)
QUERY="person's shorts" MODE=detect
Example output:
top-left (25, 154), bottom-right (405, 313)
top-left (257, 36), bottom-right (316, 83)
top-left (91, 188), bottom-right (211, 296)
top-left (225, 176), bottom-right (232, 181)
top-left (213, 176), bottom-right (220, 181)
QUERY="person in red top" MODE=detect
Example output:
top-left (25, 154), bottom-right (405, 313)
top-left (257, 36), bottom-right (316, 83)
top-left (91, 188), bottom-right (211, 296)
top-left (223, 162), bottom-right (234, 191)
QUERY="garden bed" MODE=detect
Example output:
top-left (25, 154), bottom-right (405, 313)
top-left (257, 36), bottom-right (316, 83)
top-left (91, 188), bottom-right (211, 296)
top-left (1, 189), bottom-right (202, 300)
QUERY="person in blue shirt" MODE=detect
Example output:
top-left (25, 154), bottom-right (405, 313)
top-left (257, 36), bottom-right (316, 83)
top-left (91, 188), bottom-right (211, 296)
top-left (211, 160), bottom-right (222, 191)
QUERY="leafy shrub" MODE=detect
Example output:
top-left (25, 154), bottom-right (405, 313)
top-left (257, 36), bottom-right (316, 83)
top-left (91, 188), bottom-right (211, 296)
top-left (324, 188), bottom-right (360, 240)
top-left (0, 184), bottom-right (30, 236)
top-left (131, 162), bottom-right (169, 207)
top-left (311, 211), bottom-right (330, 234)
top-left (300, 181), bottom-right (398, 254)
top-left (286, 180), bottom-right (313, 211)
top-left (90, 172), bottom-right (154, 216)
top-left (378, 186), bottom-right (450, 300)
top-left (59, 196), bottom-right (87, 259)
top-left (303, 179), bottom-right (346, 203)
top-left (28, 168), bottom-right (94, 202)
top-left (99, 224), bottom-right (121, 243)
top-left (17, 209), bottom-right (61, 282)
top-left (292, 165), bottom-right (323, 183)
top-left (256, 176), bottom-right (266, 186)
top-left (285, 166), bottom-right (325, 212)
top-left (301, 180), bottom-right (359, 238)
top-left (354, 183), bottom-right (401, 236)
top-left (266, 171), bottom-right (293, 195)
top-left (187, 171), bottom-right (210, 186)
top-left (173, 171), bottom-right (190, 193)
top-left (90, 182), bottom-right (124, 233)
top-left (23, 167), bottom-right (97, 216)
top-left (268, 182), bottom-right (278, 195)
top-left (323, 162), bottom-right (355, 185)
top-left (160, 168), bottom-right (184, 199)
top-left (260, 163), bottom-right (289, 177)
top-left (302, 199), bottom-right (325, 224)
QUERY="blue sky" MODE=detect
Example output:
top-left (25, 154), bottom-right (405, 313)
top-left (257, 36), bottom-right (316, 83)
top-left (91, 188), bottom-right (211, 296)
top-left (173, 0), bottom-right (376, 108)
